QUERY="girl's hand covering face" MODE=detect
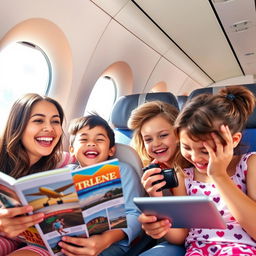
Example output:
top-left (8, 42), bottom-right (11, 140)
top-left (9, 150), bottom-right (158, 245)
top-left (203, 125), bottom-right (234, 178)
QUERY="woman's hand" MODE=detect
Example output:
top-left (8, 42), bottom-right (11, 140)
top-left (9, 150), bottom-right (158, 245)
top-left (138, 213), bottom-right (171, 239)
top-left (0, 206), bottom-right (44, 238)
top-left (141, 166), bottom-right (166, 197)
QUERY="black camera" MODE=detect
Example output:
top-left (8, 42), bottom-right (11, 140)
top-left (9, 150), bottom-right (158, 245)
top-left (142, 163), bottom-right (178, 191)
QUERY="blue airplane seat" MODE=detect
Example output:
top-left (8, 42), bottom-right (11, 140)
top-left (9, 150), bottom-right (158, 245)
top-left (188, 84), bottom-right (256, 153)
top-left (177, 95), bottom-right (188, 110)
top-left (110, 92), bottom-right (179, 144)
top-left (187, 87), bottom-right (213, 100)
top-left (240, 84), bottom-right (256, 153)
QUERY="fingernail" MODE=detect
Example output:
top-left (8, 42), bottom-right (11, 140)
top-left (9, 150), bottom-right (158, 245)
top-left (26, 206), bottom-right (33, 211)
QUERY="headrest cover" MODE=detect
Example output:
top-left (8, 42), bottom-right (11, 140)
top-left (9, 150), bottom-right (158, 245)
top-left (111, 92), bottom-right (179, 129)
top-left (188, 87), bottom-right (213, 100)
top-left (177, 95), bottom-right (188, 110)
top-left (243, 84), bottom-right (256, 128)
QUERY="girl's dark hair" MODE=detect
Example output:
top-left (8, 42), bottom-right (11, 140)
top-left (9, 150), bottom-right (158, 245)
top-left (174, 85), bottom-right (255, 143)
top-left (0, 93), bottom-right (64, 178)
top-left (69, 114), bottom-right (115, 149)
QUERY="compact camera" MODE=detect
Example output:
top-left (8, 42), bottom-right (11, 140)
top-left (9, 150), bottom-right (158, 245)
top-left (142, 163), bottom-right (178, 191)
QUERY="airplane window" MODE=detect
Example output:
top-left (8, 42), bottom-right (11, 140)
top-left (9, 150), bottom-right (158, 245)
top-left (0, 41), bottom-right (51, 132)
top-left (84, 76), bottom-right (117, 121)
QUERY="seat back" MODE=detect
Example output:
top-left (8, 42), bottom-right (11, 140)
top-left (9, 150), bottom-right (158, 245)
top-left (110, 92), bottom-right (179, 144)
top-left (187, 87), bottom-right (213, 100)
top-left (177, 95), bottom-right (188, 110)
top-left (114, 143), bottom-right (143, 179)
top-left (187, 84), bottom-right (256, 152)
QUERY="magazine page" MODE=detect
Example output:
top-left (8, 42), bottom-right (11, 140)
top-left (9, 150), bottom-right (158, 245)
top-left (14, 168), bottom-right (87, 256)
top-left (0, 172), bottom-right (21, 208)
top-left (18, 226), bottom-right (47, 249)
top-left (71, 158), bottom-right (127, 236)
top-left (0, 173), bottom-right (48, 249)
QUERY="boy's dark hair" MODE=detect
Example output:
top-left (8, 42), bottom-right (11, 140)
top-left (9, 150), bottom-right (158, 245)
top-left (69, 114), bottom-right (115, 148)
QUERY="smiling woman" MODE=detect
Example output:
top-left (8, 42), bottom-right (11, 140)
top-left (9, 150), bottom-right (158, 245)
top-left (0, 93), bottom-right (76, 256)
top-left (21, 99), bottom-right (63, 167)
top-left (0, 93), bottom-right (67, 178)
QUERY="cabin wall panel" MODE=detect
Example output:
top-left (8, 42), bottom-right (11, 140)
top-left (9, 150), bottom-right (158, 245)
top-left (145, 57), bottom-right (203, 96)
top-left (211, 75), bottom-right (256, 87)
top-left (0, 0), bottom-right (113, 123)
top-left (115, 2), bottom-right (171, 55)
top-left (73, 18), bottom-right (161, 121)
top-left (0, 18), bottom-right (73, 115)
top-left (178, 77), bottom-right (202, 96)
top-left (115, 2), bottom-right (213, 87)
top-left (90, 0), bottom-right (130, 17)
top-left (164, 48), bottom-right (212, 86)
top-left (135, 0), bottom-right (243, 81)
top-left (144, 57), bottom-right (187, 94)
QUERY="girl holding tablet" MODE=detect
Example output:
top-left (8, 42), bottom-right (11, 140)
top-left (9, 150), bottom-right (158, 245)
top-left (139, 86), bottom-right (256, 255)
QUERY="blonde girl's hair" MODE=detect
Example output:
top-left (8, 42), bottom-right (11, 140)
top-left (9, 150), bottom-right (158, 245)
top-left (128, 100), bottom-right (179, 167)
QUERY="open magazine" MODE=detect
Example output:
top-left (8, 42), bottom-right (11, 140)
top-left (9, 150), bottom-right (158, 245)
top-left (0, 158), bottom-right (127, 256)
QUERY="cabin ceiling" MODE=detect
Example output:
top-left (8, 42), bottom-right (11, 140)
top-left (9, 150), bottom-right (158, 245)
top-left (1, 0), bottom-right (255, 97)
top-left (133, 0), bottom-right (256, 82)
top-left (94, 0), bottom-right (256, 84)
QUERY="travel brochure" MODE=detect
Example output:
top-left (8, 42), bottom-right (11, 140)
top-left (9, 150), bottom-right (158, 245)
top-left (0, 158), bottom-right (126, 256)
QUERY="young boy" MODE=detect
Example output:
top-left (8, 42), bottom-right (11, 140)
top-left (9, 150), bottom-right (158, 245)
top-left (59, 114), bottom-right (144, 256)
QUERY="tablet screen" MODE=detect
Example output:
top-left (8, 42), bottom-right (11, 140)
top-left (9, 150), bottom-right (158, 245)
top-left (134, 196), bottom-right (226, 229)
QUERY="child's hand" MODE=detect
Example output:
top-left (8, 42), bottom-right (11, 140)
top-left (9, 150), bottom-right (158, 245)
top-left (59, 235), bottom-right (109, 256)
top-left (141, 167), bottom-right (165, 197)
top-left (138, 213), bottom-right (171, 239)
top-left (0, 206), bottom-right (44, 238)
top-left (203, 125), bottom-right (234, 178)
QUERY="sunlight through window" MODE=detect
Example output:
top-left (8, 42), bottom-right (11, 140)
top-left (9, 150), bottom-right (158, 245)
top-left (84, 76), bottom-right (117, 121)
top-left (0, 42), bottom-right (51, 133)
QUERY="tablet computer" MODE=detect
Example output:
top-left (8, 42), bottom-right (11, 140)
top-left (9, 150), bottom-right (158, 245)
top-left (134, 196), bottom-right (226, 229)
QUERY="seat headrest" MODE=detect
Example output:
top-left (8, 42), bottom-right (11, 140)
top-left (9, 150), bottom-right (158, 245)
top-left (188, 84), bottom-right (256, 129)
top-left (187, 87), bottom-right (213, 100)
top-left (111, 92), bottom-right (179, 129)
top-left (114, 143), bottom-right (143, 178)
top-left (177, 95), bottom-right (188, 110)
top-left (241, 84), bottom-right (256, 128)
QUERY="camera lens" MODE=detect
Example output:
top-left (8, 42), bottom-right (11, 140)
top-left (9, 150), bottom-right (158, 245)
top-left (162, 169), bottom-right (178, 189)
top-left (142, 164), bottom-right (178, 191)
top-left (142, 163), bottom-right (160, 172)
